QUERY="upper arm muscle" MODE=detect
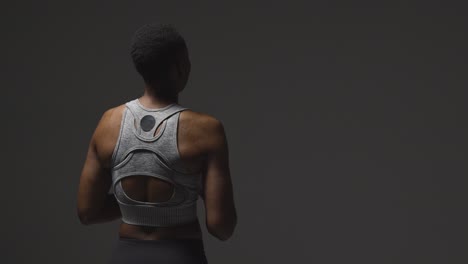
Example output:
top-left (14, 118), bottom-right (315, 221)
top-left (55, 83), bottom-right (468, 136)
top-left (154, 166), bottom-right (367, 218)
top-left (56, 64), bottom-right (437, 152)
top-left (77, 109), bottom-right (114, 221)
top-left (201, 118), bottom-right (236, 229)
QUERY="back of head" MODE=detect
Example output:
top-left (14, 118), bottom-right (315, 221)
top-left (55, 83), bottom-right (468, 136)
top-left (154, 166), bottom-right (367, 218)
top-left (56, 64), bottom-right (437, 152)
top-left (130, 23), bottom-right (189, 98)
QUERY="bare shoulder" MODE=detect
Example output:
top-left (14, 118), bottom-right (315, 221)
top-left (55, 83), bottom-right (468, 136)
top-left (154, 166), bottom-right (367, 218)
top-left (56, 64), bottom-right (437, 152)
top-left (179, 109), bottom-right (227, 154)
top-left (92, 104), bottom-right (127, 167)
top-left (180, 109), bottom-right (222, 127)
top-left (101, 104), bottom-right (127, 131)
top-left (180, 109), bottom-right (224, 134)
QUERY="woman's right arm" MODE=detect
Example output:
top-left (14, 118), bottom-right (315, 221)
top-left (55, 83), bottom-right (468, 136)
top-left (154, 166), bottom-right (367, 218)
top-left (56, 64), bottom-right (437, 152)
top-left (200, 117), bottom-right (237, 241)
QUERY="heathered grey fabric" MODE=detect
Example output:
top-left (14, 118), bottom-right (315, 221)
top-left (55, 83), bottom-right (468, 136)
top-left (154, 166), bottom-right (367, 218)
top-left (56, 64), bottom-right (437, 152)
top-left (110, 98), bottom-right (203, 227)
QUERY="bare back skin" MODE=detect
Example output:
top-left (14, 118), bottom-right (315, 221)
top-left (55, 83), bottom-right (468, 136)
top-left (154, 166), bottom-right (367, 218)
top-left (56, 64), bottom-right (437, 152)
top-left (94, 102), bottom-right (223, 240)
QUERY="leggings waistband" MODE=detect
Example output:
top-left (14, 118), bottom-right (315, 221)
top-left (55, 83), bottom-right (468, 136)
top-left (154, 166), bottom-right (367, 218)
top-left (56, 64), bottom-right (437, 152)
top-left (108, 236), bottom-right (208, 264)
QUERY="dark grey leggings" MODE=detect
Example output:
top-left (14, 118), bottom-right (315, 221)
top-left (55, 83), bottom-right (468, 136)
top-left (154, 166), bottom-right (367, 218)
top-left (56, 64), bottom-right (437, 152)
top-left (107, 237), bottom-right (208, 264)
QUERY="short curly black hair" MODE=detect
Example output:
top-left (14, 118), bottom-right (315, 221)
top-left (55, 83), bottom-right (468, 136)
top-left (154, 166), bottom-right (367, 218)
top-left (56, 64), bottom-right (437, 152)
top-left (130, 23), bottom-right (188, 93)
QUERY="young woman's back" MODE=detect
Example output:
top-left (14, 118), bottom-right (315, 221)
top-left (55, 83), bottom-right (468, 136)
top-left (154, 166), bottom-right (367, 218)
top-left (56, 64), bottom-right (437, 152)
top-left (77, 23), bottom-right (237, 264)
top-left (107, 98), bottom-right (234, 263)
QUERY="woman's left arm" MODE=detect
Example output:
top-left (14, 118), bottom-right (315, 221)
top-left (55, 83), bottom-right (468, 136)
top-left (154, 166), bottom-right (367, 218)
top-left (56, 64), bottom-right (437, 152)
top-left (77, 109), bottom-right (121, 225)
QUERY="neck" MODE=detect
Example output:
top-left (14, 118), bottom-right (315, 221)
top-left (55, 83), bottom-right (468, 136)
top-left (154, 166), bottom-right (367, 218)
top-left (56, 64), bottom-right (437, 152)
top-left (141, 84), bottom-right (179, 106)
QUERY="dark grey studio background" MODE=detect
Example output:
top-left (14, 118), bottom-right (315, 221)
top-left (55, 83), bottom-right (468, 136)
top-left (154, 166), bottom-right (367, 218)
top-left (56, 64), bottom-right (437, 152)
top-left (2, 1), bottom-right (468, 264)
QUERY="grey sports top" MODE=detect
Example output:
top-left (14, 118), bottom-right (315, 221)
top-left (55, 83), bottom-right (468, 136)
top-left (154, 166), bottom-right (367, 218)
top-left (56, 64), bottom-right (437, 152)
top-left (110, 98), bottom-right (203, 227)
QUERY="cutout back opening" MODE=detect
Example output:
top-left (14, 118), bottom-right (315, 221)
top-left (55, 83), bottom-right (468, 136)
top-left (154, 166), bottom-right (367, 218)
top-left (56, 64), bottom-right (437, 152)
top-left (119, 175), bottom-right (175, 203)
top-left (153, 120), bottom-right (167, 137)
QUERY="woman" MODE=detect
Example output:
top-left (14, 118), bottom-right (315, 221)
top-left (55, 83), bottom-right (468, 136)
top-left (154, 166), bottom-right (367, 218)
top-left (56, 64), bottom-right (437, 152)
top-left (77, 23), bottom-right (237, 264)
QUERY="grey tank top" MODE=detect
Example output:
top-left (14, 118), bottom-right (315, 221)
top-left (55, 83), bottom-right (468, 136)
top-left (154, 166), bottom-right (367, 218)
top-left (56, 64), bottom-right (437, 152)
top-left (110, 98), bottom-right (203, 227)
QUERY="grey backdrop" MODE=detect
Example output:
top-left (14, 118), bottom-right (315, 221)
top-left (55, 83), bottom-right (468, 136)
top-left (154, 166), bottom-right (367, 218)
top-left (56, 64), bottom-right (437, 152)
top-left (2, 1), bottom-right (467, 264)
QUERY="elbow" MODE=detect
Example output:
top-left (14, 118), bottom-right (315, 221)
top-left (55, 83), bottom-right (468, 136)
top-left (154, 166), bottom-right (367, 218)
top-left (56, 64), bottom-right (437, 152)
top-left (207, 214), bottom-right (237, 241)
top-left (78, 214), bottom-right (90, 226)
top-left (215, 229), bottom-right (235, 241)
top-left (77, 207), bottom-right (92, 226)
